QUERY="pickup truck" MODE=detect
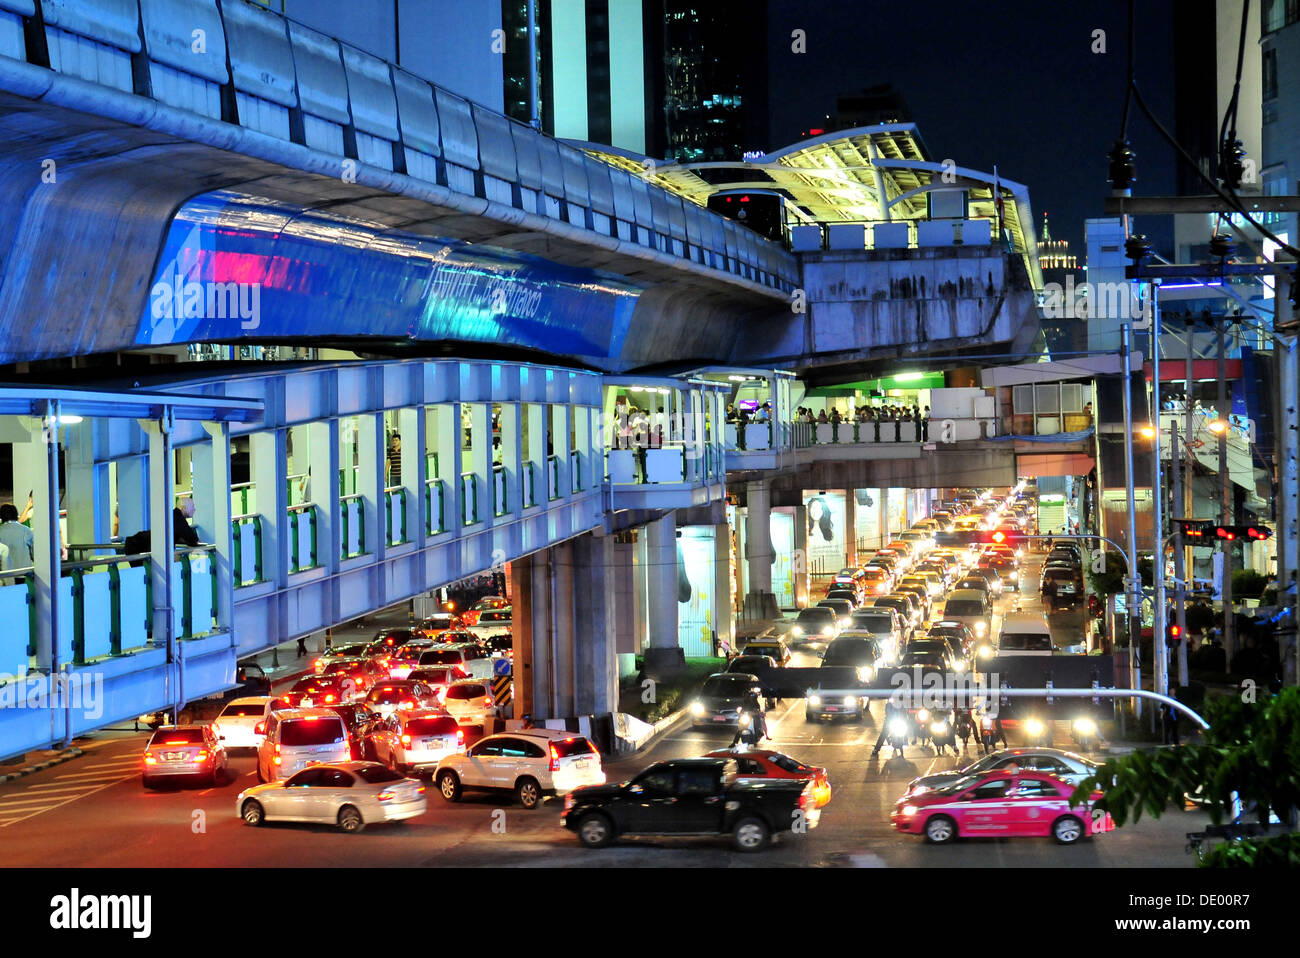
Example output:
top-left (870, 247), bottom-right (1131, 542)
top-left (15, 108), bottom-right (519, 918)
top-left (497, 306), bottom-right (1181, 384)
top-left (562, 757), bottom-right (820, 852)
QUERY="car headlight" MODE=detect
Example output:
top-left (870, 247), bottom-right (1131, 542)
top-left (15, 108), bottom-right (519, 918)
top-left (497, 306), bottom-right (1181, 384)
top-left (901, 804), bottom-right (919, 816)
top-left (1025, 718), bottom-right (1045, 736)
top-left (857, 666), bottom-right (874, 682)
top-left (974, 622), bottom-right (987, 635)
top-left (952, 661), bottom-right (966, 672)
top-left (808, 695), bottom-right (822, 707)
top-left (978, 645), bottom-right (993, 659)
top-left (690, 701), bottom-right (705, 717)
top-left (1010, 571), bottom-right (1018, 580)
top-left (889, 719), bottom-right (908, 737)
top-left (917, 709), bottom-right (930, 723)
top-left (840, 618), bottom-right (853, 628)
top-left (842, 696), bottom-right (856, 707)
top-left (791, 626), bottom-right (803, 636)
top-left (822, 626), bottom-right (835, 636)
top-left (930, 722), bottom-right (947, 735)
top-left (1073, 717), bottom-right (1097, 736)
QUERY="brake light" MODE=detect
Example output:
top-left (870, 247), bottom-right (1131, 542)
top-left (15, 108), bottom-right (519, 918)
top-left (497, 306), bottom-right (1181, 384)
top-left (549, 743), bottom-right (560, 771)
top-left (324, 694), bottom-right (336, 703)
top-left (377, 790), bottom-right (395, 802)
top-left (456, 729), bottom-right (465, 744)
top-left (143, 753), bottom-right (156, 765)
top-left (194, 751), bottom-right (208, 761)
top-left (401, 734), bottom-right (412, 745)
top-left (254, 722), bottom-right (265, 735)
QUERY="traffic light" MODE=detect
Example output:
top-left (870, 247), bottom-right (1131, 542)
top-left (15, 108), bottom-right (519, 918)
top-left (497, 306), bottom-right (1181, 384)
top-left (1166, 623), bottom-right (1183, 644)
top-left (1173, 518), bottom-right (1214, 538)
top-left (1245, 525), bottom-right (1272, 541)
top-left (991, 530), bottom-right (1006, 544)
top-left (1212, 524), bottom-right (1273, 542)
top-left (1214, 526), bottom-right (1236, 541)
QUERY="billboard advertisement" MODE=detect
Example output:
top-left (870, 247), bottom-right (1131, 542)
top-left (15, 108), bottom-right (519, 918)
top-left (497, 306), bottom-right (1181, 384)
top-left (677, 527), bottom-right (717, 658)
top-left (804, 491), bottom-right (846, 577)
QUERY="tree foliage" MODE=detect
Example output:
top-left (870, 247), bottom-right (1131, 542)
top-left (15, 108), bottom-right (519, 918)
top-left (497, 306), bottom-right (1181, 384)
top-left (1070, 688), bottom-right (1300, 865)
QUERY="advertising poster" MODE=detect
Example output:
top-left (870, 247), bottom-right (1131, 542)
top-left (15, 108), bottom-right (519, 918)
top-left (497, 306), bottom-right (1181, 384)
top-left (887, 487), bottom-right (907, 537)
top-left (770, 511), bottom-right (796, 609)
top-left (804, 491), bottom-right (846, 576)
top-left (854, 488), bottom-right (880, 551)
top-left (677, 526), bottom-right (716, 657)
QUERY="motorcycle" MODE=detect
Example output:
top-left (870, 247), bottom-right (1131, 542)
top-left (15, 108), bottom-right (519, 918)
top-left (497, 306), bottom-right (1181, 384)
top-left (909, 708), bottom-right (933, 747)
top-left (1070, 716), bottom-right (1099, 752)
top-left (1021, 716), bottom-right (1053, 748)
top-left (885, 714), bottom-right (909, 758)
top-left (731, 710), bottom-right (767, 749)
top-left (979, 714), bottom-right (1005, 753)
top-left (929, 710), bottom-right (959, 756)
top-left (954, 709), bottom-right (975, 750)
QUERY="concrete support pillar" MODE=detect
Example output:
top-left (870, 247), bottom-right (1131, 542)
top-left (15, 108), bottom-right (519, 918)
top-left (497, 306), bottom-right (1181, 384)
top-left (14, 413), bottom-right (60, 669)
top-left (62, 421), bottom-right (105, 546)
top-left (250, 429), bottom-right (287, 587)
top-left (644, 512), bottom-right (684, 676)
top-left (744, 480), bottom-right (774, 616)
top-left (140, 413), bottom-right (178, 712)
top-left (713, 522), bottom-right (734, 650)
top-left (793, 503), bottom-right (810, 607)
top-left (612, 537), bottom-right (638, 656)
top-left (844, 490), bottom-right (857, 566)
top-left (399, 406), bottom-right (423, 541)
top-left (116, 456), bottom-right (149, 542)
top-left (510, 553), bottom-right (537, 719)
top-left (572, 534), bottom-right (617, 714)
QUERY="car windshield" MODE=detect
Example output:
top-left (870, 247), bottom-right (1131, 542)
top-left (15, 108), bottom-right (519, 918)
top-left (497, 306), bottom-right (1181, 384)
top-left (410, 668), bottom-right (459, 684)
top-left (368, 686), bottom-right (417, 703)
top-left (850, 612), bottom-right (892, 631)
top-left (419, 651), bottom-right (463, 665)
top-left (729, 657), bottom-right (770, 671)
top-left (795, 608), bottom-right (833, 623)
top-left (934, 774), bottom-right (986, 795)
top-left (945, 600), bottom-right (985, 617)
top-left (769, 753), bottom-right (811, 774)
top-left (702, 677), bottom-right (753, 696)
top-left (999, 634), bottom-right (1053, 652)
top-left (824, 639), bottom-right (875, 661)
top-left (479, 611), bottom-right (511, 623)
top-left (149, 728), bottom-right (204, 746)
top-left (279, 718), bottom-right (346, 746)
top-left (551, 737), bottom-right (597, 758)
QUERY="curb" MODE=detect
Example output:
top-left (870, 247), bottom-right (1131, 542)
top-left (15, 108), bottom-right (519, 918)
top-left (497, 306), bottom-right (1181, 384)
top-left (0, 746), bottom-right (85, 784)
top-left (625, 706), bottom-right (690, 755)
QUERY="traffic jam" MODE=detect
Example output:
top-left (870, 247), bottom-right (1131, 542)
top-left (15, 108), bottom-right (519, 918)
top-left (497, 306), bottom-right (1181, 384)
top-left (125, 483), bottom-right (1115, 855)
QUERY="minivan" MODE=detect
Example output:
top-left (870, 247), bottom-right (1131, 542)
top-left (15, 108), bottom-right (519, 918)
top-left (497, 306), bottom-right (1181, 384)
top-left (997, 613), bottom-right (1055, 656)
top-left (257, 708), bottom-right (352, 782)
top-left (942, 589), bottom-right (993, 643)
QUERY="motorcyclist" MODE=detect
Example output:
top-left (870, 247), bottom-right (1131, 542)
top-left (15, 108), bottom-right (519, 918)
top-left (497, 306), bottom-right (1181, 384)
top-left (729, 689), bottom-right (768, 747)
top-left (954, 708), bottom-right (975, 750)
top-left (870, 699), bottom-right (907, 758)
top-left (930, 709), bottom-right (959, 756)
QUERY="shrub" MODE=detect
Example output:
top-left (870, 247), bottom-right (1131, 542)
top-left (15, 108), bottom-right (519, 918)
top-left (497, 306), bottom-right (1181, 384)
top-left (1232, 570), bottom-right (1267, 599)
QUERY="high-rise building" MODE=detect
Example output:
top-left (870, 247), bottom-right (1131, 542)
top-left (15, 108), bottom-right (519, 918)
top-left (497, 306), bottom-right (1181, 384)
top-left (502, 1), bottom-right (768, 160)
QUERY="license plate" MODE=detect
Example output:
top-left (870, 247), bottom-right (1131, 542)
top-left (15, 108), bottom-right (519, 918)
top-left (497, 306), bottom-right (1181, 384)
top-left (165, 753), bottom-right (182, 761)
top-left (713, 716), bottom-right (727, 722)
top-left (825, 706), bottom-right (841, 712)
top-left (575, 759), bottom-right (591, 769)
top-left (301, 698), bottom-right (313, 707)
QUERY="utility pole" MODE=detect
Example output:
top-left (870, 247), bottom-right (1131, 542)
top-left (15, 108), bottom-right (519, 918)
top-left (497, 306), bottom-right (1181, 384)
top-left (1218, 318), bottom-right (1235, 663)
top-left (1151, 284), bottom-right (1168, 700)
top-left (1121, 324), bottom-right (1143, 706)
top-left (1172, 420), bottom-right (1189, 686)
top-left (526, 0), bottom-right (540, 131)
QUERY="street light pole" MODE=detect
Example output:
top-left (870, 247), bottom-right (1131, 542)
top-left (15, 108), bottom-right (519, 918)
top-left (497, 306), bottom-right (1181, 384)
top-left (1151, 284), bottom-right (1168, 700)
top-left (1171, 420), bottom-right (1190, 686)
top-left (1121, 323), bottom-right (1143, 707)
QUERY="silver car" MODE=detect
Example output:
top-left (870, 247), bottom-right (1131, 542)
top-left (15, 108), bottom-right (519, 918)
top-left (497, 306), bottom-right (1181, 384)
top-left (236, 761), bottom-right (427, 833)
top-left (904, 748), bottom-right (1099, 796)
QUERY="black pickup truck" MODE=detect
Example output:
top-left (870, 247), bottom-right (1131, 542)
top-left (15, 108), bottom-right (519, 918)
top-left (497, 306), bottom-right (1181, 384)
top-left (562, 758), bottom-right (820, 852)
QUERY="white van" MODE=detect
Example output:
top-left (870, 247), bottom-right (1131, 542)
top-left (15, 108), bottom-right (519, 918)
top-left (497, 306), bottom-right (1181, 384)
top-left (997, 613), bottom-right (1055, 656)
top-left (212, 696), bottom-right (277, 750)
top-left (257, 708), bottom-right (352, 782)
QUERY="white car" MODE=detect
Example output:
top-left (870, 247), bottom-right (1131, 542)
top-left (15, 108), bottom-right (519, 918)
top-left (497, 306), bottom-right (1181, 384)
top-left (237, 762), bottom-right (427, 833)
top-left (434, 729), bottom-right (605, 809)
top-left (368, 710), bottom-right (465, 773)
top-left (257, 708), bottom-right (352, 782)
top-left (212, 696), bottom-right (277, 750)
top-left (466, 608), bottom-right (512, 640)
top-left (442, 678), bottom-right (497, 727)
top-left (415, 644), bottom-right (495, 680)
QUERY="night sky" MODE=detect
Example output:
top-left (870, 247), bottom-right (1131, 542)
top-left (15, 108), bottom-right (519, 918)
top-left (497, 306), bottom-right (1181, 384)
top-left (764, 0), bottom-right (1179, 257)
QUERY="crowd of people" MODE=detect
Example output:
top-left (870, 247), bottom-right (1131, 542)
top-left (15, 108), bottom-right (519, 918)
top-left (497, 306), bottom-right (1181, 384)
top-left (793, 403), bottom-right (931, 441)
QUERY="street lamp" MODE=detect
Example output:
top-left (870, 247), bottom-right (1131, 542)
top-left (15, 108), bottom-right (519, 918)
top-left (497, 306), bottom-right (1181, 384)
top-left (1138, 425), bottom-right (1156, 440)
top-left (1207, 418), bottom-right (1229, 435)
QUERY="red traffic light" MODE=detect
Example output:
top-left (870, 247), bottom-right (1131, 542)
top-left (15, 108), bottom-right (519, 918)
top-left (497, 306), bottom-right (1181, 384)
top-left (1214, 526), bottom-right (1236, 541)
top-left (1166, 624), bottom-right (1183, 643)
top-left (1246, 526), bottom-right (1271, 540)
top-left (991, 531), bottom-right (1006, 543)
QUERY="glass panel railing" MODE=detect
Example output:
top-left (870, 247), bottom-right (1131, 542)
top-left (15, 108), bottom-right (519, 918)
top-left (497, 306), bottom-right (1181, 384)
top-left (286, 473), bottom-right (309, 506)
top-left (0, 574), bottom-right (35, 675)
top-left (547, 454), bottom-right (560, 501)
top-left (461, 473), bottom-right (480, 525)
top-left (60, 553), bottom-right (157, 663)
top-left (232, 514), bottom-right (263, 586)
top-left (570, 450), bottom-right (582, 491)
top-left (425, 478), bottom-right (446, 535)
top-left (338, 464), bottom-right (361, 496)
top-left (492, 465), bottom-right (508, 517)
top-left (340, 494), bottom-right (365, 558)
top-left (385, 487), bottom-right (407, 544)
top-left (288, 504), bottom-right (318, 572)
top-left (523, 461), bottom-right (538, 508)
top-left (230, 481), bottom-right (254, 517)
top-left (425, 451), bottom-right (439, 481)
top-left (174, 546), bottom-right (216, 640)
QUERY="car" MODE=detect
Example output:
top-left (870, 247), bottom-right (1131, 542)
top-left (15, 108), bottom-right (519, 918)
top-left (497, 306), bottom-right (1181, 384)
top-left (725, 654), bottom-right (780, 679)
top-left (407, 665), bottom-right (471, 701)
top-left (689, 672), bottom-right (765, 727)
top-left (823, 587), bottom-right (861, 609)
top-left (926, 621), bottom-right (976, 658)
top-left (831, 568), bottom-right (866, 592)
top-left (860, 566), bottom-right (894, 595)
top-left (459, 595), bottom-right (510, 627)
top-left (954, 575), bottom-right (994, 603)
top-left (312, 643), bottom-right (371, 674)
top-left (386, 638), bottom-right (437, 679)
top-left (866, 553), bottom-right (900, 575)
top-left (891, 770), bottom-right (1112, 845)
top-left (224, 663), bottom-right (271, 699)
top-left (562, 757), bottom-right (819, 851)
top-left (873, 595), bottom-right (916, 638)
top-left (804, 666), bottom-right (868, 723)
top-left (738, 635), bottom-right (792, 665)
top-left (142, 725), bottom-right (229, 788)
top-left (941, 589), bottom-right (993, 643)
top-left (894, 582), bottom-right (933, 622)
top-left (820, 634), bottom-right (881, 682)
top-left (319, 657), bottom-right (387, 701)
top-left (436, 729), bottom-right (605, 809)
top-left (905, 748), bottom-right (1101, 796)
top-left (999, 613), bottom-right (1055, 656)
top-left (323, 703), bottom-right (383, 760)
top-left (898, 649), bottom-right (956, 672)
top-left (888, 590), bottom-right (925, 629)
top-left (279, 674), bottom-right (349, 709)
top-left (481, 635), bottom-right (514, 660)
top-left (237, 762), bottom-right (427, 833)
top-left (257, 708), bottom-right (352, 782)
top-left (212, 696), bottom-right (278, 751)
top-left (1041, 567), bottom-right (1082, 608)
top-left (897, 530), bottom-right (934, 555)
top-left (414, 644), bottom-right (494, 679)
top-left (845, 608), bottom-right (903, 663)
top-left (442, 678), bottom-right (497, 727)
top-left (965, 565), bottom-right (1004, 597)
top-left (364, 680), bottom-right (441, 718)
top-left (789, 606), bottom-right (839, 643)
top-left (366, 709), bottom-right (465, 772)
top-left (816, 597), bottom-right (855, 626)
top-left (465, 608), bottom-right (512, 640)
top-left (979, 555), bottom-right (1020, 591)
top-left (705, 748), bottom-right (833, 807)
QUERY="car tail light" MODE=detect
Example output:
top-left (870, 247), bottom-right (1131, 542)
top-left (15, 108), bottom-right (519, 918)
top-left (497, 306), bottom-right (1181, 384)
top-left (194, 751), bottom-right (208, 761)
top-left (416, 785), bottom-right (426, 794)
top-left (377, 790), bottom-right (395, 802)
top-left (401, 734), bottom-right (412, 745)
top-left (549, 743), bottom-right (560, 772)
top-left (483, 695), bottom-right (493, 706)
top-left (254, 722), bottom-right (265, 735)
top-left (143, 753), bottom-right (156, 765)
top-left (456, 729), bottom-right (465, 744)
top-left (324, 694), bottom-right (336, 703)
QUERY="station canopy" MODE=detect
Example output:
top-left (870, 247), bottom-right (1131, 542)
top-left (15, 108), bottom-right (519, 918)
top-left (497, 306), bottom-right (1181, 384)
top-left (579, 123), bottom-right (1038, 267)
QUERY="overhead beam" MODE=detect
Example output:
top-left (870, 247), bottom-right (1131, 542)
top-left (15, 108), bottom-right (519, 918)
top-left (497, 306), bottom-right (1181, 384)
top-left (1104, 195), bottom-right (1300, 215)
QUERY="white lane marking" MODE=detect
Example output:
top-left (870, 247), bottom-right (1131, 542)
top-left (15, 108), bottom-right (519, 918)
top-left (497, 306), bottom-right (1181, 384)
top-left (0, 796), bottom-right (72, 809)
top-left (82, 759), bottom-right (144, 769)
top-left (0, 773), bottom-right (136, 827)
top-left (55, 768), bottom-right (139, 780)
top-left (20, 782), bottom-right (117, 792)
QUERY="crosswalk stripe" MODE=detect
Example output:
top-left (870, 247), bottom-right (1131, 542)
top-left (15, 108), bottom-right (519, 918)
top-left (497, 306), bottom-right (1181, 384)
top-left (55, 769), bottom-right (137, 780)
top-left (82, 759), bottom-right (143, 769)
top-left (24, 781), bottom-right (123, 791)
top-left (0, 798), bottom-right (63, 809)
top-left (0, 776), bottom-right (133, 827)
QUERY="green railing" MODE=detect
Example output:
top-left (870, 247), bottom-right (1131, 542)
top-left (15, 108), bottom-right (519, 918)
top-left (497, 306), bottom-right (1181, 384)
top-left (524, 461), bottom-right (538, 508)
top-left (175, 546), bottom-right (217, 640)
top-left (288, 503), bottom-right (319, 572)
top-left (340, 494), bottom-right (365, 558)
top-left (286, 472), bottom-right (309, 506)
top-left (425, 478), bottom-right (446, 535)
top-left (231, 514), bottom-right (264, 586)
top-left (492, 465), bottom-right (508, 517)
top-left (385, 487), bottom-right (407, 544)
top-left (461, 472), bottom-right (479, 526)
top-left (230, 481), bottom-right (254, 516)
